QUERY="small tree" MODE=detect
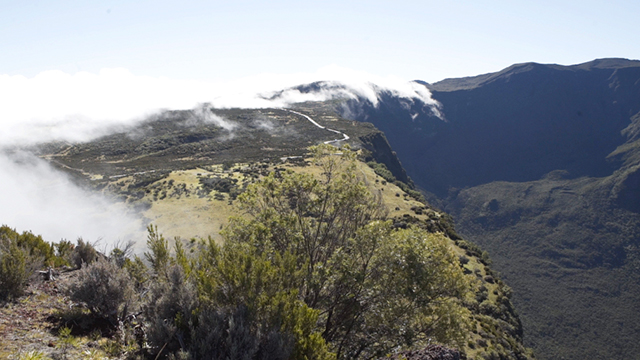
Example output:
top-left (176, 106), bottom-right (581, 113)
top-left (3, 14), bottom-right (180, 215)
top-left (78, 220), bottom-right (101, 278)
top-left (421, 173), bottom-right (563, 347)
top-left (141, 146), bottom-right (471, 359)
top-left (221, 145), bottom-right (471, 358)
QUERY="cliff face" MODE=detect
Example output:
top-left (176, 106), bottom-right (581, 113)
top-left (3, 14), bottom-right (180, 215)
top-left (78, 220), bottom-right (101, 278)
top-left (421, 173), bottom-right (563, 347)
top-left (425, 60), bottom-right (640, 195)
top-left (358, 131), bottom-right (412, 185)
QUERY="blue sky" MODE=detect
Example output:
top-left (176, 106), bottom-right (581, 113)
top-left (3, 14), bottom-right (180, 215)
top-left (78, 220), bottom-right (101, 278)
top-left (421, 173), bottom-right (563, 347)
top-left (3, 0), bottom-right (639, 83)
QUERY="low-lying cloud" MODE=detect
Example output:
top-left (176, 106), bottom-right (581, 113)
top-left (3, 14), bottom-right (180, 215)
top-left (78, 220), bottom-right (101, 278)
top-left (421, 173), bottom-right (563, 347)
top-left (191, 104), bottom-right (238, 131)
top-left (0, 65), bottom-right (441, 244)
top-left (0, 65), bottom-right (439, 145)
top-left (0, 150), bottom-right (145, 246)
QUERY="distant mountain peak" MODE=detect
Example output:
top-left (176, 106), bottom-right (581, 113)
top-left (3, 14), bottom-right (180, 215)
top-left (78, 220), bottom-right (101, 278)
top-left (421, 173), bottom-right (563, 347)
top-left (572, 57), bottom-right (640, 70)
top-left (428, 57), bottom-right (640, 92)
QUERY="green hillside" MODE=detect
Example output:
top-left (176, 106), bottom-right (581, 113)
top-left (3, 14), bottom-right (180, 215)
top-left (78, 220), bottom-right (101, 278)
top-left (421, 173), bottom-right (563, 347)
top-left (0, 108), bottom-right (534, 359)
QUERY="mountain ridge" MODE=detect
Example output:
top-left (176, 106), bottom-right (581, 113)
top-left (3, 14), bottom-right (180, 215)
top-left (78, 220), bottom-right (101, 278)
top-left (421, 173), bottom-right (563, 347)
top-left (4, 105), bottom-right (538, 359)
top-left (319, 58), bottom-right (640, 360)
top-left (424, 58), bottom-right (640, 92)
top-left (268, 58), bottom-right (640, 359)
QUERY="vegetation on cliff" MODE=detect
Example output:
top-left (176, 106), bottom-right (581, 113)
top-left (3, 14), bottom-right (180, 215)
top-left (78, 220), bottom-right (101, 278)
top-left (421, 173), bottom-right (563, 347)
top-left (1, 146), bottom-right (534, 360)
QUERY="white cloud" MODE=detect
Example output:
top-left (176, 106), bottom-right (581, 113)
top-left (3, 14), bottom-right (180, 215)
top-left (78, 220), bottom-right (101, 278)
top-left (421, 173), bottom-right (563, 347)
top-left (0, 151), bottom-right (145, 247)
top-left (191, 104), bottom-right (237, 130)
top-left (0, 65), bottom-right (439, 145)
top-left (0, 66), bottom-right (440, 243)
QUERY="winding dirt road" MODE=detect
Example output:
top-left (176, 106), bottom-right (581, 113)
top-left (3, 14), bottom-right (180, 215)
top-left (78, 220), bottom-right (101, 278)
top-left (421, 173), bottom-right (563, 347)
top-left (286, 109), bottom-right (350, 145)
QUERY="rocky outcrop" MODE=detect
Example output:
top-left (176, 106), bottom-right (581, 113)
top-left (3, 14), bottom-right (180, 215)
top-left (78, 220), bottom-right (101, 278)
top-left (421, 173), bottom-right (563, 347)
top-left (358, 130), bottom-right (412, 185)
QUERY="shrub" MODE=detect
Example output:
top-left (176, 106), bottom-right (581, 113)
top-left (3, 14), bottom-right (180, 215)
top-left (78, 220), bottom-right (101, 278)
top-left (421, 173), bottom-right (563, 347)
top-left (481, 251), bottom-right (493, 266)
top-left (1, 225), bottom-right (65, 267)
top-left (456, 239), bottom-right (483, 257)
top-left (57, 326), bottom-right (79, 358)
top-left (144, 265), bottom-right (198, 355)
top-left (66, 258), bottom-right (135, 324)
top-left (109, 240), bottom-right (135, 268)
top-left (222, 160), bottom-right (235, 171)
top-left (0, 240), bottom-right (30, 301)
top-left (123, 255), bottom-right (149, 292)
top-left (188, 305), bottom-right (296, 360)
top-left (71, 238), bottom-right (99, 269)
top-left (220, 146), bottom-right (471, 358)
top-left (140, 223), bottom-right (331, 360)
top-left (195, 240), bottom-right (334, 360)
top-left (367, 161), bottom-right (396, 183)
top-left (55, 240), bottom-right (75, 265)
top-left (144, 225), bottom-right (170, 278)
top-left (365, 161), bottom-right (426, 202)
top-left (55, 306), bottom-right (95, 331)
top-left (138, 147), bottom-right (474, 359)
top-left (1, 226), bottom-right (52, 263)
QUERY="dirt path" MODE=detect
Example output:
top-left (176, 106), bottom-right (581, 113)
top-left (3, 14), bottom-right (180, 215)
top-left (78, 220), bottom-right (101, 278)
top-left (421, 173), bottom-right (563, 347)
top-left (286, 109), bottom-right (350, 145)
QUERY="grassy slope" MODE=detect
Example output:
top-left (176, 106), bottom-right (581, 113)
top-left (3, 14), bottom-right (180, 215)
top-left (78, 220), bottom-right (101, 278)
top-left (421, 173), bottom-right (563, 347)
top-left (0, 156), bottom-right (534, 359)
top-left (2, 107), bottom-right (535, 359)
top-left (109, 158), bottom-right (434, 241)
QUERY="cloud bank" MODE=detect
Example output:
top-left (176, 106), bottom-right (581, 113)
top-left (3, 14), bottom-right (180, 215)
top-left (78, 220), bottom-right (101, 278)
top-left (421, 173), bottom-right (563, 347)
top-left (0, 65), bottom-right (439, 145)
top-left (0, 150), bottom-right (145, 246)
top-left (0, 65), bottom-right (440, 244)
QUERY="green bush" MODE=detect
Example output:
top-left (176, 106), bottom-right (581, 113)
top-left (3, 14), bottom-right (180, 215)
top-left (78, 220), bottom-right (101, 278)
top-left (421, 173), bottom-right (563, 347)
top-left (71, 238), bottom-right (99, 268)
top-left (367, 161), bottom-right (396, 183)
top-left (55, 240), bottom-right (74, 265)
top-left (66, 258), bottom-right (135, 324)
top-left (0, 240), bottom-right (30, 301)
top-left (195, 240), bottom-right (334, 360)
top-left (0, 225), bottom-right (65, 267)
top-left (138, 146), bottom-right (473, 358)
top-left (0, 226), bottom-right (48, 301)
top-left (123, 255), bottom-right (149, 292)
top-left (144, 224), bottom-right (170, 278)
top-left (144, 265), bottom-right (198, 355)
top-left (220, 145), bottom-right (471, 358)
top-left (140, 225), bottom-right (333, 360)
top-left (109, 240), bottom-right (134, 268)
top-left (188, 304), bottom-right (296, 360)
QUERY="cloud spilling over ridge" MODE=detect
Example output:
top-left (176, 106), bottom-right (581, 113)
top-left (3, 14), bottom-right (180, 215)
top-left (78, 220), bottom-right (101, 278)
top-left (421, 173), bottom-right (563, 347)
top-left (0, 65), bottom-right (441, 243)
top-left (0, 65), bottom-right (440, 146)
top-left (252, 66), bottom-right (440, 108)
top-left (0, 151), bottom-right (145, 246)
